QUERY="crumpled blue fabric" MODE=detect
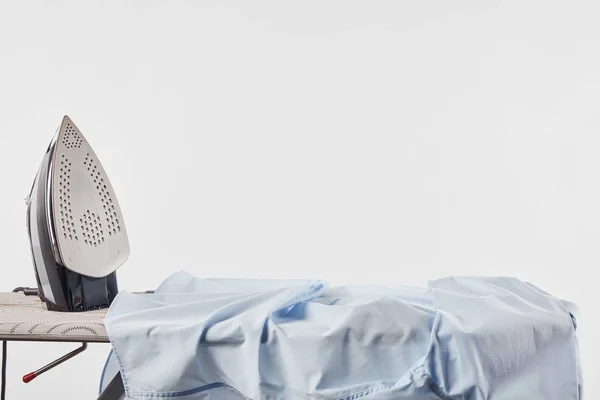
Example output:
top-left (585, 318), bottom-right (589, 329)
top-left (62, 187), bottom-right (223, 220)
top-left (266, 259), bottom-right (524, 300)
top-left (101, 272), bottom-right (581, 399)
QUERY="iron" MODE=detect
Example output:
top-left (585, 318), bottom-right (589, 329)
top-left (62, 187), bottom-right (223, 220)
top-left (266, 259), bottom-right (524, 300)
top-left (25, 116), bottom-right (129, 311)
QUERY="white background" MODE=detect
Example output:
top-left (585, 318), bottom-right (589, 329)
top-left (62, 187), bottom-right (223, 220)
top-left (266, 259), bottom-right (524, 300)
top-left (1, 1), bottom-right (598, 398)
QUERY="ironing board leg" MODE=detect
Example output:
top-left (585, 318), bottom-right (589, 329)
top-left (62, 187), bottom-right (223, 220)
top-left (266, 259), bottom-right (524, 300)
top-left (97, 371), bottom-right (125, 400)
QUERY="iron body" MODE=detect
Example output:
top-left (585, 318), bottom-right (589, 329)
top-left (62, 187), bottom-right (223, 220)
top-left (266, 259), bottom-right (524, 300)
top-left (26, 116), bottom-right (129, 311)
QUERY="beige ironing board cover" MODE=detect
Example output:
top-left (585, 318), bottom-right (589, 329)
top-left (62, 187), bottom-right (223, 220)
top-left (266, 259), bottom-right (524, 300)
top-left (0, 292), bottom-right (108, 342)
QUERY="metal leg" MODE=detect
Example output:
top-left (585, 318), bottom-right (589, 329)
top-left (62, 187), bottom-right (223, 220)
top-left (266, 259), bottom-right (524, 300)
top-left (23, 343), bottom-right (88, 383)
top-left (97, 372), bottom-right (125, 400)
top-left (1, 341), bottom-right (7, 400)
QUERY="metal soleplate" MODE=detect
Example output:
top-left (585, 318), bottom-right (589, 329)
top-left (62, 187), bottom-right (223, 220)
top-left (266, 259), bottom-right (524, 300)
top-left (50, 116), bottom-right (129, 278)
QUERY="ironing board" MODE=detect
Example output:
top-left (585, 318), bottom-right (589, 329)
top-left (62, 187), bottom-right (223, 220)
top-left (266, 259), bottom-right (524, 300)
top-left (0, 292), bottom-right (124, 399)
top-left (0, 292), bottom-right (108, 342)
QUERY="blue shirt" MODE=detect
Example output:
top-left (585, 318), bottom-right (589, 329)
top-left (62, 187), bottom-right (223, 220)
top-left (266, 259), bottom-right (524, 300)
top-left (101, 273), bottom-right (581, 399)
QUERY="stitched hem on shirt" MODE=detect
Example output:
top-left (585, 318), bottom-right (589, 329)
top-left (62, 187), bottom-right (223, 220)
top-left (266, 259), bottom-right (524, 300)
top-left (127, 382), bottom-right (396, 400)
top-left (334, 383), bottom-right (404, 400)
top-left (123, 366), bottom-right (457, 399)
top-left (127, 382), bottom-right (252, 399)
top-left (98, 349), bottom-right (113, 395)
top-left (125, 376), bottom-right (457, 400)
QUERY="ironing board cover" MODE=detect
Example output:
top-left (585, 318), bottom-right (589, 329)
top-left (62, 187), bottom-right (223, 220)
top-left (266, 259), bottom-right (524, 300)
top-left (0, 292), bottom-right (108, 342)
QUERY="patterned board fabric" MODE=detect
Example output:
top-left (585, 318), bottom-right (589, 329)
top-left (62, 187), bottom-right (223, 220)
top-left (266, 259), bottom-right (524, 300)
top-left (0, 292), bottom-right (109, 342)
